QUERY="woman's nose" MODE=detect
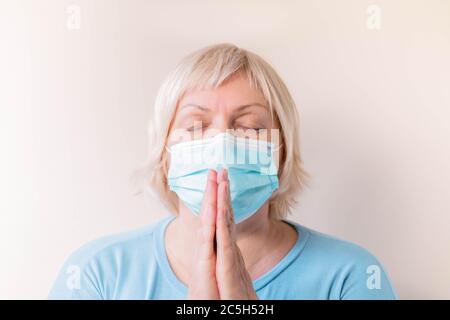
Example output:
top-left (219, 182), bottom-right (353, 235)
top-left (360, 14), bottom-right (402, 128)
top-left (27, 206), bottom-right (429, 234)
top-left (208, 116), bottom-right (232, 134)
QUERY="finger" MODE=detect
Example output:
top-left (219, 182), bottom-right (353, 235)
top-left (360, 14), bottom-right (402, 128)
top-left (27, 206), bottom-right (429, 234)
top-left (223, 170), bottom-right (234, 226)
top-left (199, 170), bottom-right (217, 256)
top-left (217, 167), bottom-right (227, 183)
top-left (219, 169), bottom-right (234, 226)
top-left (216, 175), bottom-right (233, 250)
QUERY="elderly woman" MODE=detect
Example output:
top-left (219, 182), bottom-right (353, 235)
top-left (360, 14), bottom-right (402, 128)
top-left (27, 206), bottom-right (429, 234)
top-left (49, 43), bottom-right (396, 300)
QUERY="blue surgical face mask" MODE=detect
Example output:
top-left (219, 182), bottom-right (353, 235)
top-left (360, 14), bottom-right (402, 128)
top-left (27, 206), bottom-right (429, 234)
top-left (167, 132), bottom-right (279, 223)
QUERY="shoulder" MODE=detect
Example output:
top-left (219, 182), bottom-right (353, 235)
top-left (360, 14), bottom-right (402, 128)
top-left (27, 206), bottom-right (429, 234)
top-left (299, 224), bottom-right (380, 264)
top-left (287, 220), bottom-right (397, 299)
top-left (48, 214), bottom-right (173, 299)
top-left (63, 215), bottom-right (168, 267)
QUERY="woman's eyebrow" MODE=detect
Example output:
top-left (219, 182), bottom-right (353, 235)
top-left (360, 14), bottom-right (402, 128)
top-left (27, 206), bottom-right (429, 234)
top-left (235, 103), bottom-right (268, 112)
top-left (180, 103), bottom-right (210, 112)
top-left (180, 103), bottom-right (268, 112)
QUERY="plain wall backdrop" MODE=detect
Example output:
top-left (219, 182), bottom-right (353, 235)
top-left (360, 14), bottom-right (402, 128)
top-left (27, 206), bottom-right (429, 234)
top-left (1, 0), bottom-right (449, 299)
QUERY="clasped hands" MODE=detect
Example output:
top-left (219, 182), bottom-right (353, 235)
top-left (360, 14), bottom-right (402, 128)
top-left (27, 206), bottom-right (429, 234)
top-left (187, 169), bottom-right (258, 300)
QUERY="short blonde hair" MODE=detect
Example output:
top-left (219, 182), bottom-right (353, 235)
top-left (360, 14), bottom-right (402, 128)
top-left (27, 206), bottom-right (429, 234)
top-left (134, 43), bottom-right (308, 219)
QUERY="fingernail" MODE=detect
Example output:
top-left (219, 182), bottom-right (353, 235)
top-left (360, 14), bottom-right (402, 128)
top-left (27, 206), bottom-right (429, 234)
top-left (208, 169), bottom-right (217, 181)
top-left (222, 168), bottom-right (228, 181)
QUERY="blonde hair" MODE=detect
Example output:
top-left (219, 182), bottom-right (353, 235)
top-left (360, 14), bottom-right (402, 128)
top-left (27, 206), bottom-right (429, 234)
top-left (133, 43), bottom-right (308, 219)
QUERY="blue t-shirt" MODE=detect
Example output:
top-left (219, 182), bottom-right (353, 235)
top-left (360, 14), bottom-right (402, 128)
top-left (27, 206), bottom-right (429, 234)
top-left (48, 214), bottom-right (396, 299)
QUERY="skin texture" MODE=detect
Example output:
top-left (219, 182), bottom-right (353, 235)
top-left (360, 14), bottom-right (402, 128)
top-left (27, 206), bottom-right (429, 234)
top-left (164, 73), bottom-right (298, 300)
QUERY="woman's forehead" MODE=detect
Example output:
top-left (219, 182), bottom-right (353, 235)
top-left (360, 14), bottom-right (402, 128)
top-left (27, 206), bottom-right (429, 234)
top-left (178, 75), bottom-right (268, 113)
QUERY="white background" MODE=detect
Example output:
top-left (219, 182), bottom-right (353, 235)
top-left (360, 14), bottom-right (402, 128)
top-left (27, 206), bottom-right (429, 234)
top-left (1, 0), bottom-right (449, 299)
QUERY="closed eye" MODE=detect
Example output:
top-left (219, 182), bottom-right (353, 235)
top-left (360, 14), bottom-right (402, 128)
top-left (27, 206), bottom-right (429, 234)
top-left (237, 126), bottom-right (265, 131)
top-left (186, 124), bottom-right (207, 132)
